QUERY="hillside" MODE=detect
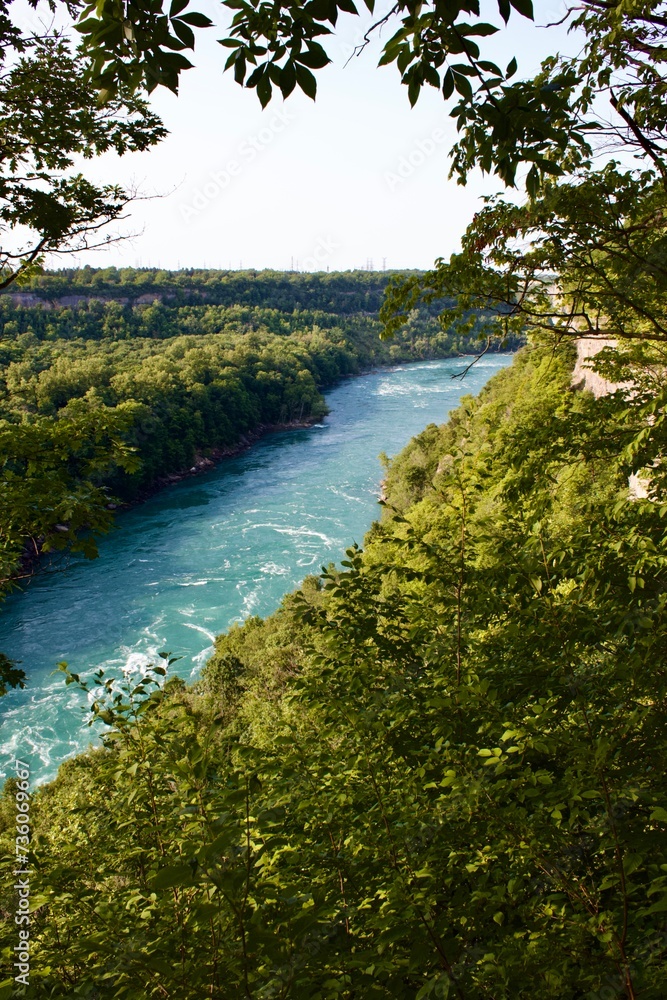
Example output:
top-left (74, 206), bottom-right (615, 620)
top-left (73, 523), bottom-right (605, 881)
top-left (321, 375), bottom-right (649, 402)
top-left (2, 342), bottom-right (665, 998)
top-left (0, 269), bottom-right (520, 616)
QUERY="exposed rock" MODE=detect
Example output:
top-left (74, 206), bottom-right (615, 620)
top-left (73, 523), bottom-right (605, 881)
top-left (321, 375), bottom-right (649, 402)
top-left (436, 454), bottom-right (455, 476)
top-left (572, 338), bottom-right (655, 501)
top-left (571, 337), bottom-right (626, 398)
top-left (628, 471), bottom-right (650, 500)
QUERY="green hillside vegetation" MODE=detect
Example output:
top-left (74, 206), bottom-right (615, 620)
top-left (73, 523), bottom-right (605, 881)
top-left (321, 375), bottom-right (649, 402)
top-left (0, 0), bottom-right (665, 993)
top-left (2, 342), bottom-right (665, 998)
top-left (0, 269), bottom-right (513, 627)
top-left (6, 267), bottom-right (414, 313)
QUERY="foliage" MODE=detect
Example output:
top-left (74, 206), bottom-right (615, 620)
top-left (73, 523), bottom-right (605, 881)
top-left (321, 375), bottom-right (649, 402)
top-left (2, 344), bottom-right (666, 997)
top-left (378, 1), bottom-right (667, 350)
top-left (72, 0), bottom-right (666, 194)
top-left (1, 0), bottom-right (666, 992)
top-left (0, 652), bottom-right (23, 697)
top-left (0, 267), bottom-right (508, 610)
top-left (0, 402), bottom-right (140, 590)
top-left (0, 13), bottom-right (166, 289)
top-left (8, 266), bottom-right (423, 311)
top-left (381, 166), bottom-right (667, 345)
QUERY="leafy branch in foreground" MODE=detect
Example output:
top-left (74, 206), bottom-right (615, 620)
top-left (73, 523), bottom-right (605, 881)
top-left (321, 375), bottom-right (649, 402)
top-left (0, 22), bottom-right (166, 290)
top-left (376, 2), bottom-right (667, 351)
top-left (74, 1), bottom-right (667, 195)
top-left (381, 165), bottom-right (667, 345)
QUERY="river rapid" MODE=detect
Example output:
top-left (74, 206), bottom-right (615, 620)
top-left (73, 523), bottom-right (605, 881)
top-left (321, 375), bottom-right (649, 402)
top-left (0, 355), bottom-right (512, 784)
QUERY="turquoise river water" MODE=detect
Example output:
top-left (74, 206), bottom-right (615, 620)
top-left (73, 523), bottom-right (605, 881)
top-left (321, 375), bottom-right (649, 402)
top-left (0, 355), bottom-right (512, 784)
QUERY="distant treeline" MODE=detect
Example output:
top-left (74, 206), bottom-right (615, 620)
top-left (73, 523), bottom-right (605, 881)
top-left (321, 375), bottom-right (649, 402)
top-left (7, 267), bottom-right (415, 313)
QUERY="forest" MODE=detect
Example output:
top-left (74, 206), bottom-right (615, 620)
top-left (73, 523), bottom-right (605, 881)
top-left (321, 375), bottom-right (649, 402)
top-left (7, 268), bottom-right (413, 313)
top-left (1, 0), bottom-right (667, 996)
top-left (0, 269), bottom-right (504, 625)
top-left (1, 339), bottom-right (665, 997)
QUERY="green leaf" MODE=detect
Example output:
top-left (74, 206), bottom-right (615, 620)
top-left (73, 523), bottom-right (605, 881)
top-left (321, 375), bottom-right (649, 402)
top-left (442, 68), bottom-right (455, 100)
top-left (172, 19), bottom-right (196, 49)
top-left (459, 22), bottom-right (499, 37)
top-left (279, 60), bottom-right (297, 98)
top-left (296, 44), bottom-right (330, 69)
top-left (295, 63), bottom-right (317, 100)
top-left (453, 71), bottom-right (473, 101)
top-left (149, 864), bottom-right (195, 890)
top-left (497, 0), bottom-right (511, 22)
top-left (256, 72), bottom-right (272, 108)
top-left (179, 11), bottom-right (214, 26)
top-left (509, 0), bottom-right (534, 18)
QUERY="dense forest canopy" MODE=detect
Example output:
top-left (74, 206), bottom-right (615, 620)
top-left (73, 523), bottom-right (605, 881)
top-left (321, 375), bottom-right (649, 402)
top-left (1, 0), bottom-right (667, 997)
top-left (1, 341), bottom-right (666, 998)
top-left (7, 267), bottom-right (420, 312)
top-left (0, 267), bottom-right (514, 693)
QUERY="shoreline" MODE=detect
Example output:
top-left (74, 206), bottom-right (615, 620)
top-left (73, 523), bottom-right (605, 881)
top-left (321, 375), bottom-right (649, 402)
top-left (117, 414), bottom-right (325, 509)
top-left (2, 351), bottom-right (516, 789)
top-left (15, 352), bottom-right (511, 581)
top-left (14, 416), bottom-right (325, 582)
top-left (111, 356), bottom-right (463, 509)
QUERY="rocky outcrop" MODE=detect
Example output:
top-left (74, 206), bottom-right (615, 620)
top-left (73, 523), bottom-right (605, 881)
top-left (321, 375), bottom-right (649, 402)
top-left (571, 337), bottom-right (625, 397)
top-left (572, 337), bottom-right (655, 501)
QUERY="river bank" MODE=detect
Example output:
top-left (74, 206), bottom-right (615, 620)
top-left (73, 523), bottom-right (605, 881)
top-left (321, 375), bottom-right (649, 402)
top-left (13, 416), bottom-right (325, 584)
top-left (119, 414), bottom-right (326, 507)
top-left (12, 352), bottom-right (514, 596)
top-left (118, 352), bottom-right (511, 507)
top-left (0, 355), bottom-right (515, 786)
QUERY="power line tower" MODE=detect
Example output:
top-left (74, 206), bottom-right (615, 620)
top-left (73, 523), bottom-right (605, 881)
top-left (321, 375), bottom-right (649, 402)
top-left (382, 257), bottom-right (387, 271)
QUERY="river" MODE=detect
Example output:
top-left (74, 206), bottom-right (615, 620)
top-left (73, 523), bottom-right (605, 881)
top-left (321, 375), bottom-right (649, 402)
top-left (0, 355), bottom-right (512, 784)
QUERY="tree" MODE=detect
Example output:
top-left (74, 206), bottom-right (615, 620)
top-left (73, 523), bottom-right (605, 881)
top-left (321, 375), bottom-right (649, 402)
top-left (70, 0), bottom-right (667, 353)
top-left (0, 5), bottom-right (166, 289)
top-left (5, 0), bottom-right (661, 348)
top-left (0, 4), bottom-right (169, 651)
top-left (72, 0), bottom-right (663, 185)
top-left (373, 1), bottom-right (667, 348)
top-left (380, 165), bottom-right (667, 348)
top-left (7, 343), bottom-right (667, 998)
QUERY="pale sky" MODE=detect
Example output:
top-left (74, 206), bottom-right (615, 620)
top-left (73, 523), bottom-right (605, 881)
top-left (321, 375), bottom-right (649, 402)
top-left (48, 0), bottom-right (576, 272)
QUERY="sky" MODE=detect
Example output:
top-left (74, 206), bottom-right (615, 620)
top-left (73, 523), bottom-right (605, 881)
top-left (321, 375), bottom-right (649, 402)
top-left (40, 0), bottom-right (577, 272)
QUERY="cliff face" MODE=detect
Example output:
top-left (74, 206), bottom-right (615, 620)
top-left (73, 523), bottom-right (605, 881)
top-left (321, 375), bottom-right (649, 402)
top-left (571, 338), bottom-right (651, 498)
top-left (571, 337), bottom-right (623, 397)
